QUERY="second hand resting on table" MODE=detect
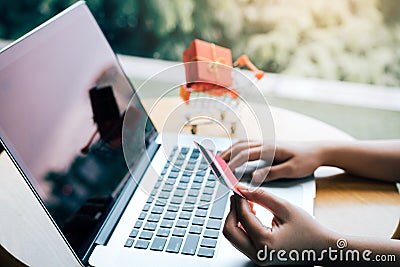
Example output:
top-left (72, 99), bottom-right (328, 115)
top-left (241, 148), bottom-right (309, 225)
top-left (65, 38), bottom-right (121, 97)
top-left (219, 140), bottom-right (400, 266)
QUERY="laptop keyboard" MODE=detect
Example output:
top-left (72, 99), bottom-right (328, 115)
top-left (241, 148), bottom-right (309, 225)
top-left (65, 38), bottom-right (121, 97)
top-left (124, 146), bottom-right (229, 258)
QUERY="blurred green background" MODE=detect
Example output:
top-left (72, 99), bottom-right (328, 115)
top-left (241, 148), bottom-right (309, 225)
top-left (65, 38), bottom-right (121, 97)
top-left (1, 0), bottom-right (400, 87)
top-left (0, 0), bottom-right (399, 140)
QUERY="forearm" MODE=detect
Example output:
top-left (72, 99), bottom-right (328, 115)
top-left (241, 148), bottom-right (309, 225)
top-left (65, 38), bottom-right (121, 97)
top-left (319, 140), bottom-right (400, 182)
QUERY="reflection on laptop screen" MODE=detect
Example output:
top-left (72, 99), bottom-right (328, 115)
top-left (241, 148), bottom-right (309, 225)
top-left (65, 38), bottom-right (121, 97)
top-left (0, 5), bottom-right (155, 257)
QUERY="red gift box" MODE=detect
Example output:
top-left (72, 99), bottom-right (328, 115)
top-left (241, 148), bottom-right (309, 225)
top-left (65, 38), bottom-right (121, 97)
top-left (182, 39), bottom-right (233, 87)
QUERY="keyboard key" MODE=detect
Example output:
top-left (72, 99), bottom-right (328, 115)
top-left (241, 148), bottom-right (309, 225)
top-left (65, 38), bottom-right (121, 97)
top-left (162, 184), bottom-right (174, 192)
top-left (134, 220), bottom-right (143, 229)
top-left (201, 238), bottom-right (217, 248)
top-left (182, 170), bottom-right (192, 176)
top-left (148, 214), bottom-right (161, 222)
top-left (166, 178), bottom-right (176, 185)
top-left (192, 217), bottom-right (205, 226)
top-left (196, 171), bottom-right (206, 177)
top-left (162, 161), bottom-right (170, 168)
top-left (134, 240), bottom-right (150, 249)
top-left (181, 234), bottom-right (200, 255)
top-left (185, 196), bottom-right (197, 204)
top-left (200, 194), bottom-right (212, 202)
top-left (190, 149), bottom-right (200, 159)
top-left (124, 238), bottom-right (134, 248)
top-left (203, 229), bottom-right (219, 239)
top-left (172, 228), bottom-right (186, 237)
top-left (195, 209), bottom-right (207, 218)
top-left (179, 211), bottom-right (192, 220)
top-left (160, 219), bottom-right (173, 228)
top-left (164, 211), bottom-right (177, 220)
top-left (189, 226), bottom-right (203, 235)
top-left (167, 205), bottom-right (179, 212)
top-left (146, 196), bottom-right (154, 204)
top-left (143, 222), bottom-right (157, 231)
top-left (188, 189), bottom-right (199, 197)
top-left (171, 167), bottom-right (180, 173)
top-left (175, 159), bottom-right (184, 166)
top-left (206, 219), bottom-right (222, 230)
top-left (173, 189), bottom-right (185, 197)
top-left (150, 237), bottom-right (167, 251)
top-left (190, 183), bottom-right (201, 190)
top-left (171, 196), bottom-right (183, 204)
top-left (138, 211), bottom-right (147, 220)
top-left (177, 182), bottom-right (188, 189)
top-left (159, 192), bottom-right (170, 199)
top-left (180, 147), bottom-right (190, 154)
top-left (166, 237), bottom-right (183, 253)
top-left (155, 200), bottom-right (166, 206)
top-left (139, 231), bottom-right (153, 240)
top-left (205, 181), bottom-right (216, 188)
top-left (180, 176), bottom-right (190, 183)
top-left (156, 228), bottom-right (170, 237)
top-left (188, 159), bottom-right (197, 165)
top-left (182, 205), bottom-right (194, 211)
top-left (151, 206), bottom-right (164, 214)
top-left (154, 181), bottom-right (161, 189)
top-left (209, 185), bottom-right (229, 219)
top-left (151, 188), bottom-right (158, 196)
top-left (142, 204), bottom-right (151, 211)
top-left (185, 164), bottom-right (195, 171)
top-left (193, 176), bottom-right (204, 183)
top-left (197, 247), bottom-right (215, 258)
top-left (203, 187), bottom-right (214, 195)
top-left (176, 219), bottom-right (189, 228)
top-left (197, 204), bottom-right (210, 210)
top-left (177, 154), bottom-right (185, 161)
top-left (199, 163), bottom-right (208, 170)
top-left (207, 175), bottom-right (216, 181)
top-left (168, 172), bottom-right (179, 179)
top-left (129, 229), bottom-right (139, 238)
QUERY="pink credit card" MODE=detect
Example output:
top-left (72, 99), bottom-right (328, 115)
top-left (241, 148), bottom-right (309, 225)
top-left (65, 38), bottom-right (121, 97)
top-left (194, 141), bottom-right (246, 198)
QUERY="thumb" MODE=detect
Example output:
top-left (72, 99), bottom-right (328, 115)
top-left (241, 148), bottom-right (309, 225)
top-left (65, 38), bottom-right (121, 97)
top-left (237, 185), bottom-right (290, 221)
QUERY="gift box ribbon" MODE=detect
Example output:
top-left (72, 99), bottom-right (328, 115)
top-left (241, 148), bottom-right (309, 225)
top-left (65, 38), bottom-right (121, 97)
top-left (189, 43), bottom-right (229, 83)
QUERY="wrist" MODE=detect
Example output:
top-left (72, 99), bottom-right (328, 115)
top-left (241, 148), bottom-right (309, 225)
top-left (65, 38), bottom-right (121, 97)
top-left (316, 227), bottom-right (341, 253)
top-left (314, 141), bottom-right (334, 167)
top-left (316, 141), bottom-right (349, 167)
top-left (313, 229), bottom-right (345, 265)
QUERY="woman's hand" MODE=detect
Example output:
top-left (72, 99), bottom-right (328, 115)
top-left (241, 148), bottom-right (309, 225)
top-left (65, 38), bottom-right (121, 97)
top-left (223, 186), bottom-right (336, 265)
top-left (219, 140), bottom-right (325, 182)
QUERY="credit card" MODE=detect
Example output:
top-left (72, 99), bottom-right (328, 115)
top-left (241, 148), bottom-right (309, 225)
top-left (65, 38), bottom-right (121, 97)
top-left (195, 141), bottom-right (246, 198)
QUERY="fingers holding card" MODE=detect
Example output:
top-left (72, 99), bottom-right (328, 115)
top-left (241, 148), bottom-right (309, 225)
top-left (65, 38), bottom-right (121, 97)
top-left (195, 141), bottom-right (246, 199)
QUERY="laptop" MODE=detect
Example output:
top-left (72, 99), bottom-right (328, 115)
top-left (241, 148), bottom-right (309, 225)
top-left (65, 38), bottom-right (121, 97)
top-left (0, 2), bottom-right (315, 266)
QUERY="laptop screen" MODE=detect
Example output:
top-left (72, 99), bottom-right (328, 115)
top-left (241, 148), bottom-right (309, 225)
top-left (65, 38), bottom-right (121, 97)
top-left (0, 3), bottom-right (155, 258)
